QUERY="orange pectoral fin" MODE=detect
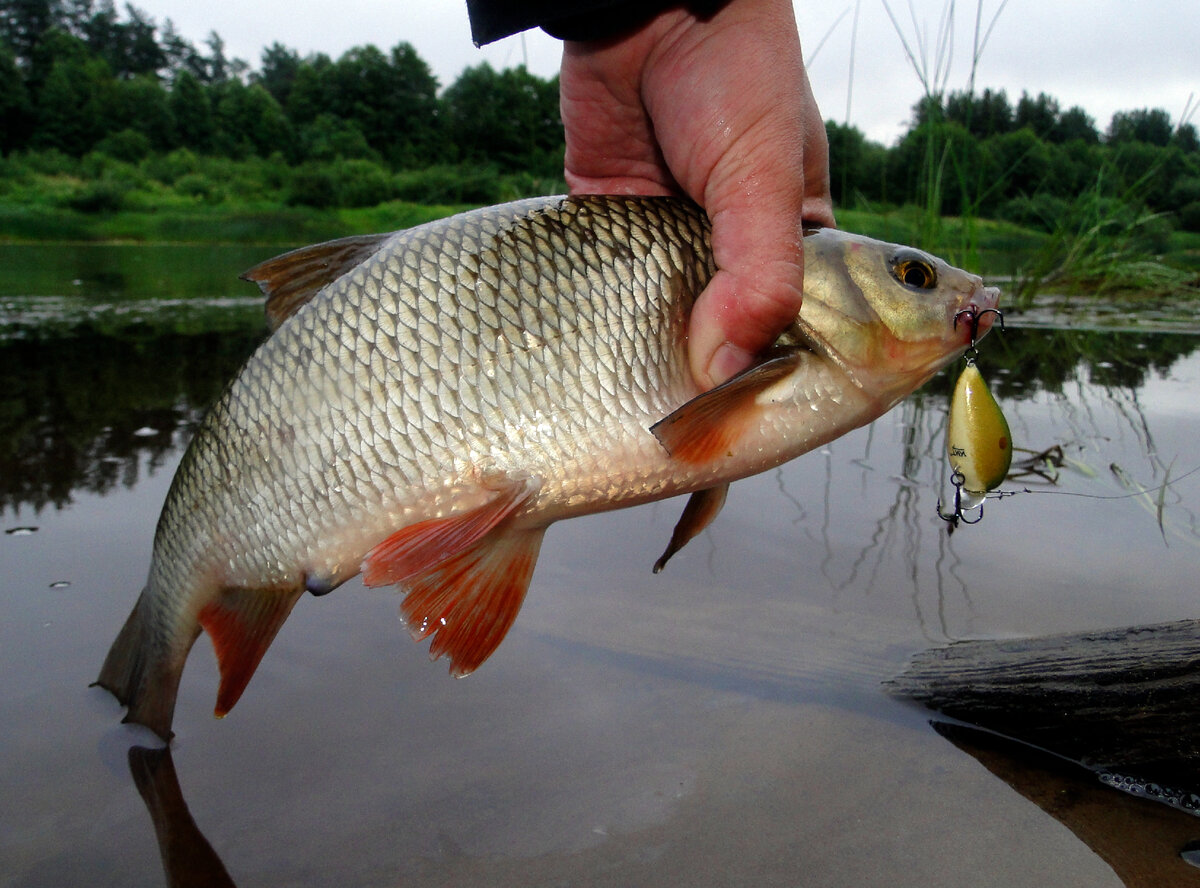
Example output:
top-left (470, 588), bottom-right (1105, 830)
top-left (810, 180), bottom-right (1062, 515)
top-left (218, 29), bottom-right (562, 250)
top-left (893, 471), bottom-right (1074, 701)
top-left (360, 477), bottom-right (538, 587)
top-left (651, 351), bottom-right (802, 464)
top-left (198, 586), bottom-right (303, 719)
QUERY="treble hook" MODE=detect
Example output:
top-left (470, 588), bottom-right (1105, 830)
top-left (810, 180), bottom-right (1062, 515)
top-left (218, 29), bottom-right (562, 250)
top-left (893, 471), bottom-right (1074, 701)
top-left (937, 470), bottom-right (984, 530)
top-left (954, 307), bottom-right (1005, 350)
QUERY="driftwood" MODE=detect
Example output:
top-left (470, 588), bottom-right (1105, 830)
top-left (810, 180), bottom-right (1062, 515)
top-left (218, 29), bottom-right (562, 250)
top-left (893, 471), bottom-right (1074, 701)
top-left (891, 619), bottom-right (1200, 886)
top-left (889, 619), bottom-right (1200, 789)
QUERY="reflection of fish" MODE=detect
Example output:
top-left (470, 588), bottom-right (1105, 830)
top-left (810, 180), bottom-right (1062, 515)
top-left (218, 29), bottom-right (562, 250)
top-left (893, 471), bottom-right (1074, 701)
top-left (128, 747), bottom-right (237, 888)
top-left (95, 195), bottom-right (998, 740)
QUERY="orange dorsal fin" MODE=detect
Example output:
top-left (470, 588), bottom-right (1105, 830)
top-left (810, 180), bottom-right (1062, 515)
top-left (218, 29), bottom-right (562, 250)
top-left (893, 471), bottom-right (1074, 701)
top-left (652, 483), bottom-right (730, 573)
top-left (240, 233), bottom-right (392, 329)
top-left (360, 478), bottom-right (537, 587)
top-left (198, 587), bottom-right (303, 719)
top-left (650, 351), bottom-right (802, 464)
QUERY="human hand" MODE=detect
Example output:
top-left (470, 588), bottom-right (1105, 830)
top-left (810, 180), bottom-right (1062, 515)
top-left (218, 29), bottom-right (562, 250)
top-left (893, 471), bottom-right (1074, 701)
top-left (559, 0), bottom-right (835, 390)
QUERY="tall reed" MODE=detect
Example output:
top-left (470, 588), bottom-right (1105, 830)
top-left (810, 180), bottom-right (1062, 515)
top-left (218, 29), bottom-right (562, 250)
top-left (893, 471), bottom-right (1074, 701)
top-left (882, 0), bottom-right (1009, 262)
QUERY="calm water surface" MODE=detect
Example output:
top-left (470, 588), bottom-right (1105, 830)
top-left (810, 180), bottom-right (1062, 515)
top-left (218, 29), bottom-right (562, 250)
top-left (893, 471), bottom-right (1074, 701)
top-left (4, 244), bottom-right (1200, 886)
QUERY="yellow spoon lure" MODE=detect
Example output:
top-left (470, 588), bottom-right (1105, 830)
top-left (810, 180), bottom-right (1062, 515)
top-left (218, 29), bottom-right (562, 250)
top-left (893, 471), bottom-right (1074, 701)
top-left (939, 308), bottom-right (1010, 526)
top-left (947, 360), bottom-right (1012, 506)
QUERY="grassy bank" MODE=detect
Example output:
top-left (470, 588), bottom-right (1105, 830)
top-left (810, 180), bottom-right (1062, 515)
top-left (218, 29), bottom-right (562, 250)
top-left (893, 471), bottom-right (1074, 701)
top-left (0, 200), bottom-right (471, 246)
top-left (1, 148), bottom-right (1197, 298)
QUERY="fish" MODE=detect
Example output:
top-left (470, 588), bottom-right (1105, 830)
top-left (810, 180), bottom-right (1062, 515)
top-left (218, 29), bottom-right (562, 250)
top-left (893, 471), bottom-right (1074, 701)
top-left (94, 195), bottom-right (1000, 740)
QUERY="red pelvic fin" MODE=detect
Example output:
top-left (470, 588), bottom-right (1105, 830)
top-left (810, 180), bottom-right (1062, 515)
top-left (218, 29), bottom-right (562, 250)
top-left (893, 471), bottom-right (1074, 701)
top-left (364, 515), bottom-right (546, 677)
top-left (403, 526), bottom-right (546, 677)
top-left (198, 586), bottom-right (303, 719)
top-left (650, 351), bottom-right (802, 464)
top-left (653, 483), bottom-right (730, 573)
top-left (361, 477), bottom-right (538, 587)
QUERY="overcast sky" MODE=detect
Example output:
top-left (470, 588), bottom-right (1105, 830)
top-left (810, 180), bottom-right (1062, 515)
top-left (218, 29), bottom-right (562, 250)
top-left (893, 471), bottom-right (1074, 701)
top-left (138, 0), bottom-right (1196, 147)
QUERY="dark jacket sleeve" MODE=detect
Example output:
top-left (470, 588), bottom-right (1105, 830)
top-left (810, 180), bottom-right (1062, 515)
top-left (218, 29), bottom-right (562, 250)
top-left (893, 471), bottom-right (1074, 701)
top-left (465, 0), bottom-right (724, 47)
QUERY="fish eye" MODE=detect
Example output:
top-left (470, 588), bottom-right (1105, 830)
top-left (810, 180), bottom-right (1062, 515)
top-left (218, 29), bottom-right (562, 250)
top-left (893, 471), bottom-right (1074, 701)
top-left (890, 252), bottom-right (937, 290)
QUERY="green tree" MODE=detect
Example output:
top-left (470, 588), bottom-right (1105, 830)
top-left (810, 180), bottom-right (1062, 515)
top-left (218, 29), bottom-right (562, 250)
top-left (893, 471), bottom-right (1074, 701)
top-left (30, 34), bottom-right (114, 153)
top-left (944, 88), bottom-right (1012, 138)
top-left (441, 63), bottom-right (561, 174)
top-left (169, 68), bottom-right (212, 150)
top-left (283, 52), bottom-right (332, 127)
top-left (1014, 91), bottom-right (1061, 139)
top-left (112, 72), bottom-right (171, 147)
top-left (1108, 108), bottom-right (1173, 146)
top-left (255, 41), bottom-right (299, 106)
top-left (1056, 106), bottom-right (1098, 144)
top-left (323, 43), bottom-right (441, 166)
top-left (0, 43), bottom-right (31, 150)
top-left (824, 120), bottom-right (889, 207)
top-left (211, 79), bottom-right (290, 157)
top-left (0, 0), bottom-right (59, 64)
top-left (1173, 123), bottom-right (1199, 154)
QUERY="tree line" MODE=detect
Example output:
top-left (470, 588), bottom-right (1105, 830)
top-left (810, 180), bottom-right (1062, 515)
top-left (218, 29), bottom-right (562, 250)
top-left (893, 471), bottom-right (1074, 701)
top-left (0, 0), bottom-right (562, 174)
top-left (828, 88), bottom-right (1200, 232)
top-left (2, 0), bottom-right (1198, 231)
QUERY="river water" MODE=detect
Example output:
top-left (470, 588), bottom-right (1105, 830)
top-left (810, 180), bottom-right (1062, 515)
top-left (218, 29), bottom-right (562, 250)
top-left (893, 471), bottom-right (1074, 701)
top-left (3, 243), bottom-right (1200, 886)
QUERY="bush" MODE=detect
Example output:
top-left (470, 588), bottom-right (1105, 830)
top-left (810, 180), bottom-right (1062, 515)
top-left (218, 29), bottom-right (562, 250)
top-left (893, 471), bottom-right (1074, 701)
top-left (174, 172), bottom-right (225, 203)
top-left (392, 164), bottom-right (504, 205)
top-left (65, 178), bottom-right (129, 213)
top-left (16, 149), bottom-right (78, 177)
top-left (285, 159), bottom-right (396, 208)
top-left (999, 193), bottom-right (1071, 232)
top-left (335, 159), bottom-right (394, 207)
top-left (96, 129), bottom-right (152, 163)
top-left (143, 148), bottom-right (201, 185)
top-left (1177, 202), bottom-right (1200, 233)
top-left (286, 163), bottom-right (339, 208)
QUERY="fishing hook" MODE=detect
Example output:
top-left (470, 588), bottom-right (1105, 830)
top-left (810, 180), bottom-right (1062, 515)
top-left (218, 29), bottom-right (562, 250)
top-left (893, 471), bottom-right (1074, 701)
top-left (954, 307), bottom-right (1005, 350)
top-left (937, 470), bottom-right (984, 529)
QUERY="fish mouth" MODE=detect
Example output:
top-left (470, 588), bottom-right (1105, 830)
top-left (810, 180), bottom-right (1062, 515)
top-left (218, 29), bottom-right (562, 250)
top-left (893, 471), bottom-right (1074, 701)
top-left (954, 284), bottom-right (1003, 345)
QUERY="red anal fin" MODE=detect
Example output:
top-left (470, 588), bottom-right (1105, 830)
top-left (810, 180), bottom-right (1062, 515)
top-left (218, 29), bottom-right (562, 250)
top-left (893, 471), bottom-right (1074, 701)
top-left (240, 233), bottom-right (391, 330)
top-left (653, 483), bottom-right (730, 573)
top-left (398, 527), bottom-right (546, 677)
top-left (361, 478), bottom-right (537, 587)
top-left (198, 586), bottom-right (303, 718)
top-left (650, 351), bottom-right (802, 464)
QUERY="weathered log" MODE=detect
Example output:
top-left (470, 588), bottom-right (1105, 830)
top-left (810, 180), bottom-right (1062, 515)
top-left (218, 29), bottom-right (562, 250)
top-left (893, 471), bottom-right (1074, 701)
top-left (888, 619), bottom-right (1200, 789)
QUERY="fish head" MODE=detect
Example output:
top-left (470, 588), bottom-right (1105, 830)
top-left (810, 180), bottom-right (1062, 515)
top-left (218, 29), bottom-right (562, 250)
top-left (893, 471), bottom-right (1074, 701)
top-left (794, 229), bottom-right (1002, 402)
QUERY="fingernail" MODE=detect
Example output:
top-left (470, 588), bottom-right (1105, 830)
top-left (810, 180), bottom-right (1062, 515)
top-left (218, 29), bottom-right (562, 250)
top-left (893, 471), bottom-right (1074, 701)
top-left (706, 342), bottom-right (754, 387)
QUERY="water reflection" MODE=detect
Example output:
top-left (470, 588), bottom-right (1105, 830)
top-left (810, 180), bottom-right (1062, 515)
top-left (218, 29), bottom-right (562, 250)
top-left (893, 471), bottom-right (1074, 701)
top-left (129, 747), bottom-right (237, 888)
top-left (934, 723), bottom-right (1200, 888)
top-left (893, 617), bottom-right (1200, 886)
top-left (6, 276), bottom-right (1200, 886)
top-left (0, 326), bottom-right (263, 512)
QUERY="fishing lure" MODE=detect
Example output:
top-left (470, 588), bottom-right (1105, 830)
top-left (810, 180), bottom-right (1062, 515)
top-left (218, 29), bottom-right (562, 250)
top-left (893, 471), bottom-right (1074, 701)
top-left (939, 308), bottom-right (1010, 527)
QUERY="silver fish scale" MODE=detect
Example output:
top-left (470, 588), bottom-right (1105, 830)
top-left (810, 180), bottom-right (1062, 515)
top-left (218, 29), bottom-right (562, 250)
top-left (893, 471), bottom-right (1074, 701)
top-left (149, 196), bottom-right (715, 603)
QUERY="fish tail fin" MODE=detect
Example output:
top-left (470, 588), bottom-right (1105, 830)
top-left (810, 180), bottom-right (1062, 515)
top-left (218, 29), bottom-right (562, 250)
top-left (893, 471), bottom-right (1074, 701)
top-left (94, 589), bottom-right (201, 741)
